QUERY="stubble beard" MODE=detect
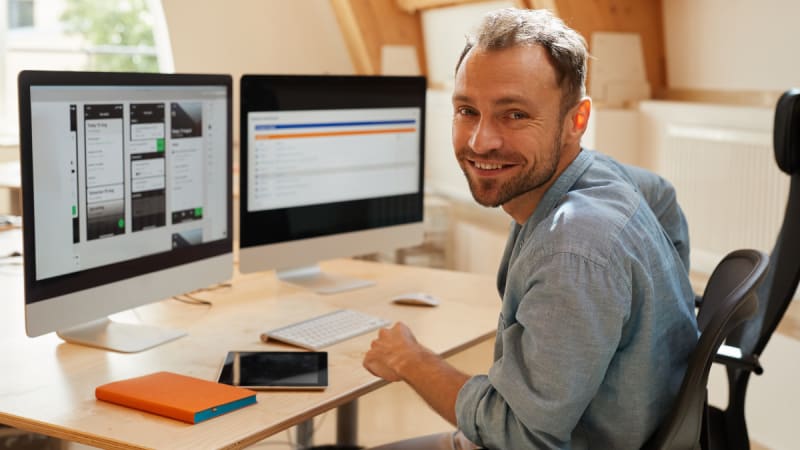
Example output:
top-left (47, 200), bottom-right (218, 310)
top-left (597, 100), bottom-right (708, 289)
top-left (461, 132), bottom-right (563, 208)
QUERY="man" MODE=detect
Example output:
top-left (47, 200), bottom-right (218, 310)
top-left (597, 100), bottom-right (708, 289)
top-left (363, 8), bottom-right (698, 450)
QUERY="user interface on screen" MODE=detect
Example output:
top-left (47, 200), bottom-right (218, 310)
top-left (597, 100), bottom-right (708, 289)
top-left (239, 75), bottom-right (426, 251)
top-left (29, 85), bottom-right (229, 281)
top-left (246, 108), bottom-right (421, 212)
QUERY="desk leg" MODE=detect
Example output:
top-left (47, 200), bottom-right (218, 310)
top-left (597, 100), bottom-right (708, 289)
top-left (297, 419), bottom-right (314, 449)
top-left (336, 400), bottom-right (358, 447)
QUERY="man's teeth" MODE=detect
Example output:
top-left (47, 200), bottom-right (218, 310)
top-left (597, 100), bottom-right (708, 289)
top-left (474, 162), bottom-right (504, 170)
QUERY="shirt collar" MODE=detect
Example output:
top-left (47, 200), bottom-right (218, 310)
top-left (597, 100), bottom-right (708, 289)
top-left (521, 148), bottom-right (594, 235)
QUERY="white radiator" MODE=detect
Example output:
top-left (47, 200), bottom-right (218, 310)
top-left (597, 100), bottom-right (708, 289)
top-left (639, 101), bottom-right (789, 274)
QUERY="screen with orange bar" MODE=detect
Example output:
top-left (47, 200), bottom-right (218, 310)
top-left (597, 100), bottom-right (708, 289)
top-left (246, 108), bottom-right (421, 212)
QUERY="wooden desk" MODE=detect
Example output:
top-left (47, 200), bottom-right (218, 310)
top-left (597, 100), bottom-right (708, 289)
top-left (0, 256), bottom-right (498, 449)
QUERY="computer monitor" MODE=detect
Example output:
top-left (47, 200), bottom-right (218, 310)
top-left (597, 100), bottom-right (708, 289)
top-left (239, 75), bottom-right (425, 294)
top-left (18, 70), bottom-right (233, 353)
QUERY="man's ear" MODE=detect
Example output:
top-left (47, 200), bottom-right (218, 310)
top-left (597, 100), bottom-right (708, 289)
top-left (573, 97), bottom-right (591, 131)
top-left (565, 97), bottom-right (592, 143)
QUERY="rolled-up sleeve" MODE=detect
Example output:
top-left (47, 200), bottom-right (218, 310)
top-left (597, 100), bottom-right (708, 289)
top-left (456, 251), bottom-right (630, 449)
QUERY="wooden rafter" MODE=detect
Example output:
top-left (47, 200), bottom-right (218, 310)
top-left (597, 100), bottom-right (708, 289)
top-left (330, 0), bottom-right (427, 76)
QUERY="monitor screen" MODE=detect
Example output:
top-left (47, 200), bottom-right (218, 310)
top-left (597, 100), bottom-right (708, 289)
top-left (18, 70), bottom-right (232, 352)
top-left (239, 75), bottom-right (425, 294)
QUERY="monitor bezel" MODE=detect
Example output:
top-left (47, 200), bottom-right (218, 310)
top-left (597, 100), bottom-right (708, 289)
top-left (18, 70), bottom-right (233, 305)
top-left (238, 74), bottom-right (426, 255)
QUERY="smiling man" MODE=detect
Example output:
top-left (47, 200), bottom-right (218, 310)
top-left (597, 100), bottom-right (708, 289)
top-left (364, 8), bottom-right (698, 450)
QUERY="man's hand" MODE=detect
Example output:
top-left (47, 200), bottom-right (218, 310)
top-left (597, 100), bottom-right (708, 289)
top-left (363, 322), bottom-right (422, 382)
top-left (362, 321), bottom-right (471, 426)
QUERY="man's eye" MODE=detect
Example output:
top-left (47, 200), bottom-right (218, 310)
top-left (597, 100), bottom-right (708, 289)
top-left (509, 111), bottom-right (527, 120)
top-left (457, 107), bottom-right (477, 116)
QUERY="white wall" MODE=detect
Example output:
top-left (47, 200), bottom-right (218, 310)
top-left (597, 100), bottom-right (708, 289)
top-left (161, 0), bottom-right (354, 145)
top-left (582, 108), bottom-right (641, 166)
top-left (421, 0), bottom-right (513, 90)
top-left (421, 1), bottom-right (514, 203)
top-left (663, 0), bottom-right (800, 91)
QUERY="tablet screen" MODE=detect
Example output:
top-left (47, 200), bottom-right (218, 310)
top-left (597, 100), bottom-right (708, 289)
top-left (217, 351), bottom-right (328, 389)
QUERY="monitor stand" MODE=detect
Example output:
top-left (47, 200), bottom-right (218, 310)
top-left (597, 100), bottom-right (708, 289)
top-left (57, 318), bottom-right (187, 353)
top-left (276, 264), bottom-right (375, 295)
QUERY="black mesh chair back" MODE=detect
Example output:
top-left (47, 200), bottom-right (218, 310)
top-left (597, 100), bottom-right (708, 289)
top-left (706, 89), bottom-right (800, 449)
top-left (643, 249), bottom-right (768, 450)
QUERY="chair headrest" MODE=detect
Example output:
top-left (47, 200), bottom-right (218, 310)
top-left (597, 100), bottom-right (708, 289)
top-left (774, 89), bottom-right (800, 174)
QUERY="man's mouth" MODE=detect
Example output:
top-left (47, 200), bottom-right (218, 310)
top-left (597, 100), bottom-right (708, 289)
top-left (473, 161), bottom-right (505, 170)
top-left (470, 160), bottom-right (515, 172)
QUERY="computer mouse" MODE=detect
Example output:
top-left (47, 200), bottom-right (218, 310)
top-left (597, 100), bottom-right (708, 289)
top-left (390, 292), bottom-right (440, 307)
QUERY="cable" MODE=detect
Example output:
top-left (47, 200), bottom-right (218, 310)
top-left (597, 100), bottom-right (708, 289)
top-left (171, 294), bottom-right (212, 306)
top-left (192, 282), bottom-right (233, 293)
top-left (170, 282), bottom-right (232, 306)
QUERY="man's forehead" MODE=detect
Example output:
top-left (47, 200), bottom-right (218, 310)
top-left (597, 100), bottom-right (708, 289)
top-left (453, 61), bottom-right (560, 106)
top-left (456, 45), bottom-right (559, 87)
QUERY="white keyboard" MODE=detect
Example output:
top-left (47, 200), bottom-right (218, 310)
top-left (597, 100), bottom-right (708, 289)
top-left (261, 309), bottom-right (391, 350)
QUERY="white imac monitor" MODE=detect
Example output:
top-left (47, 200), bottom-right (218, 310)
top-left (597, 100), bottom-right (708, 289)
top-left (18, 70), bottom-right (233, 353)
top-left (239, 75), bottom-right (426, 294)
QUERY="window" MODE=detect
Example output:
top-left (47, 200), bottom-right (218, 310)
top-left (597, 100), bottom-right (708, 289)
top-left (8, 0), bottom-right (34, 29)
top-left (0, 0), bottom-right (173, 146)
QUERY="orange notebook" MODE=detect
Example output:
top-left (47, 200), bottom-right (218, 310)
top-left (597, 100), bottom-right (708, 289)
top-left (96, 371), bottom-right (257, 424)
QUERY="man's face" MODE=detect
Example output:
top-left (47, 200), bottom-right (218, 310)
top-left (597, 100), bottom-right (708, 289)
top-left (452, 45), bottom-right (567, 210)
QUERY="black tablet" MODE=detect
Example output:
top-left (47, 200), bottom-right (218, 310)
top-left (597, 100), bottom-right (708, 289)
top-left (217, 351), bottom-right (328, 390)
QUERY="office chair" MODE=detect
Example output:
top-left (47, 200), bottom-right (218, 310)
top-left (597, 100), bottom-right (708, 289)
top-left (643, 248), bottom-right (769, 450)
top-left (701, 88), bottom-right (800, 450)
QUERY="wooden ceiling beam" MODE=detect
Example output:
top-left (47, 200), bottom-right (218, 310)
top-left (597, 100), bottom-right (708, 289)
top-left (396, 0), bottom-right (488, 14)
top-left (330, 0), bottom-right (427, 76)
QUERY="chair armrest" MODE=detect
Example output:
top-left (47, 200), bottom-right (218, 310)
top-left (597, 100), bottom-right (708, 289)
top-left (713, 344), bottom-right (763, 375)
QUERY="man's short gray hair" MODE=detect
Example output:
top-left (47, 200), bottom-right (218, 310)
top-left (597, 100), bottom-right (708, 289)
top-left (455, 8), bottom-right (588, 115)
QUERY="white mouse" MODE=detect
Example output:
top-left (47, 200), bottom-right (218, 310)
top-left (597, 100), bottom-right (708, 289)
top-left (391, 292), bottom-right (440, 307)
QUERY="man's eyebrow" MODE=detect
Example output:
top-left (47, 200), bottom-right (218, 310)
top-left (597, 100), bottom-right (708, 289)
top-left (451, 94), bottom-right (531, 106)
top-left (495, 95), bottom-right (530, 106)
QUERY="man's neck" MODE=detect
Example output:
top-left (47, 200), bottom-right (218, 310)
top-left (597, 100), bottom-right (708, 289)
top-left (502, 189), bottom-right (546, 225)
top-left (502, 145), bottom-right (582, 225)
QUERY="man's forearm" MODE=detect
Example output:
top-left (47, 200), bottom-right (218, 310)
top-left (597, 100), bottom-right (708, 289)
top-left (398, 348), bottom-right (471, 426)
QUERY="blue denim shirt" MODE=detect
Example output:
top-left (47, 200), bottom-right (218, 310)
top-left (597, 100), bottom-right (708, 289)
top-left (455, 150), bottom-right (698, 449)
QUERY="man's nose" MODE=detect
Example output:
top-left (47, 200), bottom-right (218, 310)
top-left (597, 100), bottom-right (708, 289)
top-left (468, 117), bottom-right (502, 154)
